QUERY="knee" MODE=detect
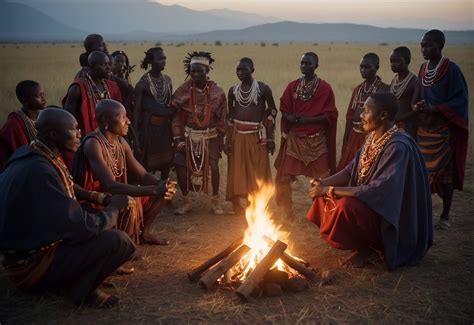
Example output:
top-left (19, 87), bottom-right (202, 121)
top-left (99, 230), bottom-right (136, 258)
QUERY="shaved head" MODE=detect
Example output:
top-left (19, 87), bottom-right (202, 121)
top-left (88, 51), bottom-right (109, 67)
top-left (96, 99), bottom-right (124, 126)
top-left (36, 107), bottom-right (76, 137)
top-left (424, 29), bottom-right (445, 48)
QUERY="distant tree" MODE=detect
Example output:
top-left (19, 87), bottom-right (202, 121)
top-left (379, 42), bottom-right (389, 46)
top-left (260, 42), bottom-right (266, 47)
top-left (313, 42), bottom-right (318, 46)
top-left (155, 41), bottom-right (162, 47)
top-left (215, 40), bottom-right (222, 46)
top-left (176, 43), bottom-right (185, 47)
top-left (272, 42), bottom-right (279, 46)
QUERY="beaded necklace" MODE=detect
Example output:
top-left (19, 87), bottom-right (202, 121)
top-left (94, 129), bottom-right (126, 178)
top-left (190, 81), bottom-right (212, 128)
top-left (31, 140), bottom-right (75, 199)
top-left (146, 72), bottom-right (171, 105)
top-left (294, 76), bottom-right (319, 101)
top-left (357, 125), bottom-right (398, 185)
top-left (421, 57), bottom-right (449, 87)
top-left (390, 72), bottom-right (416, 99)
top-left (17, 109), bottom-right (38, 142)
top-left (233, 79), bottom-right (260, 108)
top-left (85, 73), bottom-right (111, 103)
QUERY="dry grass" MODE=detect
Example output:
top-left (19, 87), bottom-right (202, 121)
top-left (0, 42), bottom-right (473, 323)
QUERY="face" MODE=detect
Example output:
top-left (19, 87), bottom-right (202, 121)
top-left (107, 106), bottom-right (130, 137)
top-left (93, 56), bottom-right (111, 79)
top-left (359, 58), bottom-right (377, 79)
top-left (112, 54), bottom-right (126, 75)
top-left (236, 62), bottom-right (253, 81)
top-left (190, 63), bottom-right (208, 83)
top-left (151, 50), bottom-right (166, 71)
top-left (420, 35), bottom-right (442, 60)
top-left (57, 117), bottom-right (81, 152)
top-left (390, 51), bottom-right (408, 73)
top-left (300, 54), bottom-right (317, 76)
top-left (360, 97), bottom-right (384, 133)
top-left (92, 37), bottom-right (107, 53)
top-left (25, 85), bottom-right (46, 110)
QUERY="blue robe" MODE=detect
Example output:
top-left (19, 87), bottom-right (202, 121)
top-left (344, 130), bottom-right (433, 270)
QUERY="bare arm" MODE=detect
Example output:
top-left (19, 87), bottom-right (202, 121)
top-left (83, 137), bottom-right (162, 196)
top-left (63, 84), bottom-right (81, 116)
top-left (263, 84), bottom-right (277, 142)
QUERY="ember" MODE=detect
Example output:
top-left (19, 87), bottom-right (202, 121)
top-left (188, 182), bottom-right (317, 301)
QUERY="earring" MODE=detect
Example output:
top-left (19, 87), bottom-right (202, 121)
top-left (105, 124), bottom-right (109, 130)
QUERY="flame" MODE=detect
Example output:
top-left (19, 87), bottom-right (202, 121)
top-left (227, 181), bottom-right (296, 282)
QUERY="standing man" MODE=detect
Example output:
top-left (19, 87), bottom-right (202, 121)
top-left (0, 107), bottom-right (134, 308)
top-left (134, 47), bottom-right (173, 178)
top-left (73, 99), bottom-right (176, 245)
top-left (275, 52), bottom-right (338, 220)
top-left (337, 53), bottom-right (390, 171)
top-left (389, 46), bottom-right (418, 137)
top-left (414, 29), bottom-right (469, 230)
top-left (76, 33), bottom-right (108, 79)
top-left (0, 80), bottom-right (46, 169)
top-left (225, 57), bottom-right (277, 214)
top-left (64, 51), bottom-right (122, 136)
top-left (171, 51), bottom-right (227, 215)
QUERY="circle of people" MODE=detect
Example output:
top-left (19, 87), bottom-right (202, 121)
top-left (0, 29), bottom-right (468, 308)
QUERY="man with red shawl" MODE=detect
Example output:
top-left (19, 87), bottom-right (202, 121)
top-left (275, 52), bottom-right (338, 220)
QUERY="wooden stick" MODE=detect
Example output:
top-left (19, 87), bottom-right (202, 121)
top-left (236, 240), bottom-right (287, 301)
top-left (199, 244), bottom-right (251, 290)
top-left (263, 236), bottom-right (317, 281)
top-left (187, 236), bottom-right (243, 282)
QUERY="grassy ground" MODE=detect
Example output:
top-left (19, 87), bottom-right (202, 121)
top-left (0, 42), bottom-right (473, 323)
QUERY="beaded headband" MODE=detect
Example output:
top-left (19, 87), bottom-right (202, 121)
top-left (190, 56), bottom-right (210, 67)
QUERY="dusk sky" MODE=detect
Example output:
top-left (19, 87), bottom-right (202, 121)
top-left (155, 0), bottom-right (473, 30)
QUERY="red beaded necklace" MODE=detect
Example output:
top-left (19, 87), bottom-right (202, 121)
top-left (190, 81), bottom-right (212, 128)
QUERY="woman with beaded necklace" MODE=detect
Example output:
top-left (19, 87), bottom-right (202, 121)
top-left (337, 53), bottom-right (390, 172)
top-left (307, 92), bottom-right (432, 271)
top-left (134, 47), bottom-right (173, 178)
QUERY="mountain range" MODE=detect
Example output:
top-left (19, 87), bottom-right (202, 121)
top-left (1, 0), bottom-right (473, 43)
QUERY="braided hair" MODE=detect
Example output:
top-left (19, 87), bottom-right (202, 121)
top-left (140, 47), bottom-right (164, 71)
top-left (183, 51), bottom-right (214, 79)
top-left (111, 50), bottom-right (134, 83)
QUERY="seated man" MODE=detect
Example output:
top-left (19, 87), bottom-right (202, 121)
top-left (73, 99), bottom-right (176, 245)
top-left (307, 92), bottom-right (433, 270)
top-left (0, 80), bottom-right (46, 169)
top-left (0, 107), bottom-right (134, 308)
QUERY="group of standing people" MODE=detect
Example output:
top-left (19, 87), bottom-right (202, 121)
top-left (0, 29), bottom-right (469, 307)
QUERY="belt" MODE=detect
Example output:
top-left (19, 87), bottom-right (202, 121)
top-left (233, 119), bottom-right (261, 134)
top-left (150, 115), bottom-right (169, 126)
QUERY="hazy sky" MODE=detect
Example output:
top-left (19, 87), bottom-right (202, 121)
top-left (155, 0), bottom-right (473, 30)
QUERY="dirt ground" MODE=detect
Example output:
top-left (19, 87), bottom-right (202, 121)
top-left (1, 167), bottom-right (473, 324)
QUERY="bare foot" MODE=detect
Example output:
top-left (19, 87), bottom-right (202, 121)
top-left (141, 232), bottom-right (170, 246)
top-left (114, 265), bottom-right (135, 275)
top-left (85, 289), bottom-right (119, 309)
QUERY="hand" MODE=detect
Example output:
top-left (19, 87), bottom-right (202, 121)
top-left (308, 184), bottom-right (326, 199)
top-left (310, 177), bottom-right (322, 187)
top-left (266, 140), bottom-right (275, 155)
top-left (164, 179), bottom-right (177, 200)
top-left (413, 100), bottom-right (426, 112)
top-left (106, 194), bottom-right (132, 211)
top-left (223, 141), bottom-right (232, 156)
top-left (176, 141), bottom-right (186, 153)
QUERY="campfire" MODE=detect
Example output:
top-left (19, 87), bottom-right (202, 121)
top-left (187, 182), bottom-right (317, 301)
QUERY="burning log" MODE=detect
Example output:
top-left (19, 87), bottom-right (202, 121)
top-left (236, 240), bottom-right (287, 301)
top-left (199, 244), bottom-right (250, 290)
top-left (188, 236), bottom-right (243, 282)
top-left (263, 236), bottom-right (317, 281)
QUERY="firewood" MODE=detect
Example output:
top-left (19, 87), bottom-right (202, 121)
top-left (263, 236), bottom-right (317, 281)
top-left (187, 236), bottom-right (243, 282)
top-left (199, 244), bottom-right (250, 290)
top-left (262, 283), bottom-right (283, 297)
top-left (286, 277), bottom-right (309, 292)
top-left (236, 240), bottom-right (287, 301)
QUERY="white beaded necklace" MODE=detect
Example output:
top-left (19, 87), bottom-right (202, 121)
top-left (390, 72), bottom-right (416, 99)
top-left (422, 57), bottom-right (446, 87)
top-left (233, 79), bottom-right (260, 108)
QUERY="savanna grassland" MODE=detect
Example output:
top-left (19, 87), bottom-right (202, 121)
top-left (0, 42), bottom-right (473, 323)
